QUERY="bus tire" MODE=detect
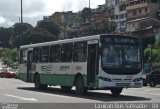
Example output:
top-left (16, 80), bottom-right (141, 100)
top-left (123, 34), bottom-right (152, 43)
top-left (75, 76), bottom-right (84, 95)
top-left (34, 74), bottom-right (46, 90)
top-left (61, 86), bottom-right (72, 91)
top-left (110, 88), bottom-right (123, 96)
top-left (149, 80), bottom-right (156, 87)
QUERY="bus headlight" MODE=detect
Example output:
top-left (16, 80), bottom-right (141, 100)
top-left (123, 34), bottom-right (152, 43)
top-left (99, 77), bottom-right (111, 81)
top-left (133, 78), bottom-right (142, 82)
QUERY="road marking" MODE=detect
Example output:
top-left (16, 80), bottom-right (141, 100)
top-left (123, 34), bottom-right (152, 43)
top-left (41, 93), bottom-right (70, 98)
top-left (5, 94), bottom-right (38, 101)
top-left (0, 87), bottom-right (4, 89)
top-left (125, 91), bottom-right (160, 96)
top-left (144, 89), bottom-right (160, 91)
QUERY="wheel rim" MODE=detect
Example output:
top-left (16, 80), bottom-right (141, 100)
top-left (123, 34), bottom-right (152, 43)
top-left (150, 81), bottom-right (155, 87)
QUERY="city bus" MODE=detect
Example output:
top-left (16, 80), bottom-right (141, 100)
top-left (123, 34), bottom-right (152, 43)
top-left (18, 34), bottom-right (143, 95)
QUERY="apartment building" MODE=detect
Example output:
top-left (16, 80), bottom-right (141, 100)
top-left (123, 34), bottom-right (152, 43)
top-left (43, 11), bottom-right (76, 26)
top-left (126, 0), bottom-right (160, 35)
top-left (115, 2), bottom-right (127, 33)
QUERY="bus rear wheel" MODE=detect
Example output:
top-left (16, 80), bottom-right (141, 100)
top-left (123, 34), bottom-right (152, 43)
top-left (34, 74), bottom-right (47, 90)
top-left (75, 76), bottom-right (85, 95)
top-left (110, 88), bottom-right (123, 96)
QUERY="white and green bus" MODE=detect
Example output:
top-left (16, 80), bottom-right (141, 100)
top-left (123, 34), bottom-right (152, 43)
top-left (19, 34), bottom-right (142, 95)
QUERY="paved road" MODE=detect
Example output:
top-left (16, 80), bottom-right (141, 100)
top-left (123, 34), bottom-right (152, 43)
top-left (0, 78), bottom-right (160, 108)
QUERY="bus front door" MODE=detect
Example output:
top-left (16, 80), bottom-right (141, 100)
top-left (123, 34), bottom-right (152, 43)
top-left (27, 50), bottom-right (32, 82)
top-left (87, 40), bottom-right (99, 87)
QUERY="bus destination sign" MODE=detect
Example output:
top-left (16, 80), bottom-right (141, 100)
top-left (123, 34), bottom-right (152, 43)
top-left (103, 36), bottom-right (138, 44)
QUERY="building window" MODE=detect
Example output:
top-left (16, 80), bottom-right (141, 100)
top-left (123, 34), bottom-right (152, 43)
top-left (145, 8), bottom-right (148, 13)
top-left (139, 9), bottom-right (142, 14)
top-left (133, 10), bottom-right (137, 16)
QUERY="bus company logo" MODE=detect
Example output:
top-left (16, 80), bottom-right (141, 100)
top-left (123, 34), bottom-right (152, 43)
top-left (41, 65), bottom-right (53, 73)
top-left (31, 64), bottom-right (36, 71)
top-left (76, 66), bottom-right (82, 70)
top-left (59, 65), bottom-right (70, 71)
top-left (126, 75), bottom-right (133, 79)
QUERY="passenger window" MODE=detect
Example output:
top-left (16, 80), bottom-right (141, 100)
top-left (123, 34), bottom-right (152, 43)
top-left (50, 45), bottom-right (61, 62)
top-left (33, 48), bottom-right (40, 63)
top-left (154, 70), bottom-right (160, 74)
top-left (74, 42), bottom-right (87, 62)
top-left (20, 49), bottom-right (27, 64)
top-left (40, 46), bottom-right (49, 62)
top-left (61, 43), bottom-right (73, 62)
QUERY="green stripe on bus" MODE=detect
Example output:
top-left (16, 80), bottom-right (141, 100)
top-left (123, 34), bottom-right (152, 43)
top-left (18, 73), bottom-right (27, 81)
top-left (18, 73), bottom-right (99, 88)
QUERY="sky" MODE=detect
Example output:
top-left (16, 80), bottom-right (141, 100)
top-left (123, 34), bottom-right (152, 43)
top-left (0, 0), bottom-right (105, 27)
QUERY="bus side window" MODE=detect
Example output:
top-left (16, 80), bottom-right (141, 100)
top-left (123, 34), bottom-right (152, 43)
top-left (74, 42), bottom-right (87, 62)
top-left (33, 48), bottom-right (40, 63)
top-left (40, 46), bottom-right (49, 63)
top-left (50, 45), bottom-right (61, 62)
top-left (61, 43), bottom-right (73, 62)
top-left (20, 49), bottom-right (27, 64)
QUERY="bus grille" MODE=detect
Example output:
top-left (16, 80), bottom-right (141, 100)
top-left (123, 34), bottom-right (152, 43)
top-left (116, 83), bottom-right (131, 87)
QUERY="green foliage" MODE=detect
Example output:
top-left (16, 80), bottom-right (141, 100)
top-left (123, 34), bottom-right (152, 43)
top-left (0, 27), bottom-right (12, 48)
top-left (74, 15), bottom-right (82, 22)
top-left (36, 20), bottom-right (59, 36)
top-left (23, 27), bottom-right (57, 45)
top-left (144, 47), bottom-right (160, 69)
top-left (0, 21), bottom-right (60, 48)
top-left (0, 47), bottom-right (18, 67)
top-left (108, 22), bottom-right (117, 33)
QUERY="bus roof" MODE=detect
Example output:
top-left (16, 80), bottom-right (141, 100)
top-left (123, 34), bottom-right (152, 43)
top-left (20, 34), bottom-right (138, 49)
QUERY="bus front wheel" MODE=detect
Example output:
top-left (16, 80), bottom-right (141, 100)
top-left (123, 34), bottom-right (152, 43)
top-left (110, 88), bottom-right (123, 96)
top-left (75, 76), bottom-right (85, 95)
top-left (149, 80), bottom-right (156, 87)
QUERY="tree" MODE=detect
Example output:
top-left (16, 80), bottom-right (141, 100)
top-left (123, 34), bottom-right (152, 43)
top-left (0, 48), bottom-right (18, 67)
top-left (81, 7), bottom-right (92, 23)
top-left (0, 27), bottom-right (12, 48)
top-left (108, 22), bottom-right (117, 33)
top-left (36, 20), bottom-right (59, 37)
top-left (23, 27), bottom-right (57, 45)
top-left (9, 23), bottom-right (34, 48)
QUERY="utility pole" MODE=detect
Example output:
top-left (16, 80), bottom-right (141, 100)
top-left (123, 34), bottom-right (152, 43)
top-left (89, 0), bottom-right (90, 8)
top-left (20, 0), bottom-right (23, 46)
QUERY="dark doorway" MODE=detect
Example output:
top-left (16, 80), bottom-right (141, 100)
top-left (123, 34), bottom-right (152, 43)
top-left (27, 50), bottom-right (32, 82)
top-left (87, 43), bottom-right (99, 86)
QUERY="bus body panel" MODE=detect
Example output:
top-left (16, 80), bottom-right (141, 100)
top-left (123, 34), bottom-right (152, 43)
top-left (19, 62), bottom-right (88, 86)
top-left (19, 34), bottom-right (142, 90)
top-left (99, 69), bottom-right (142, 88)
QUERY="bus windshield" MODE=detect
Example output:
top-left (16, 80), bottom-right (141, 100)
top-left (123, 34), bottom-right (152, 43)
top-left (102, 44), bottom-right (141, 69)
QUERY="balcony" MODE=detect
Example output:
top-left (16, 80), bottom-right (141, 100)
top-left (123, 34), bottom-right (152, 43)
top-left (127, 3), bottom-right (148, 10)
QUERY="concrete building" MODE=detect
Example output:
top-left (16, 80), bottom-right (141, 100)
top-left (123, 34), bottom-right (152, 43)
top-left (105, 0), bottom-right (127, 33)
top-left (43, 11), bottom-right (77, 26)
top-left (126, 0), bottom-right (160, 35)
top-left (105, 0), bottom-right (121, 6)
top-left (114, 2), bottom-right (127, 33)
